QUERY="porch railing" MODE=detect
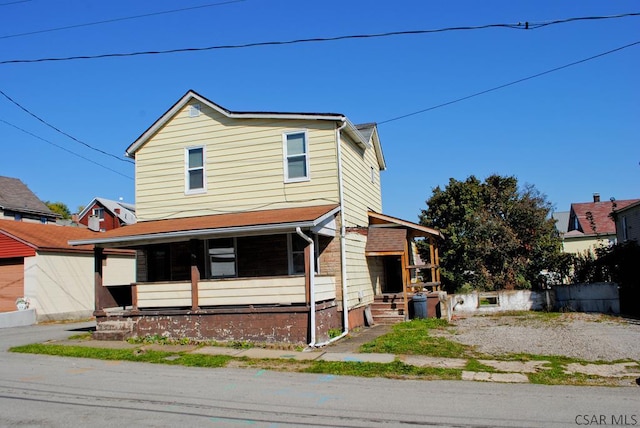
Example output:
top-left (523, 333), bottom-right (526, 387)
top-left (132, 275), bottom-right (336, 309)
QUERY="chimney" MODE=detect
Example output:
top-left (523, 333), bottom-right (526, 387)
top-left (593, 193), bottom-right (600, 203)
top-left (114, 208), bottom-right (121, 214)
top-left (88, 215), bottom-right (101, 232)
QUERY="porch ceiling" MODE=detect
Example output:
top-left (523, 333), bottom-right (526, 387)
top-left (69, 204), bottom-right (339, 248)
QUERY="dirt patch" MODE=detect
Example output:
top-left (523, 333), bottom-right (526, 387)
top-left (434, 312), bottom-right (640, 362)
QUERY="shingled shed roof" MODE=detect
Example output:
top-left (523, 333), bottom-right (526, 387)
top-left (365, 227), bottom-right (407, 255)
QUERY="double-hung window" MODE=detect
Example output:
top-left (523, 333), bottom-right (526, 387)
top-left (283, 131), bottom-right (309, 182)
top-left (185, 146), bottom-right (205, 194)
top-left (209, 238), bottom-right (236, 278)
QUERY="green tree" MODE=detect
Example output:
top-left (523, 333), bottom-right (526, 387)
top-left (45, 201), bottom-right (71, 219)
top-left (419, 175), bottom-right (562, 292)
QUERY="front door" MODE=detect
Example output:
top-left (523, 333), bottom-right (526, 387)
top-left (383, 256), bottom-right (403, 293)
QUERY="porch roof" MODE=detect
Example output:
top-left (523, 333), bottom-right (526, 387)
top-left (368, 211), bottom-right (444, 239)
top-left (69, 204), bottom-right (340, 248)
top-left (365, 227), bottom-right (406, 255)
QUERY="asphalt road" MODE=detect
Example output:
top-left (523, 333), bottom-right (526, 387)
top-left (0, 323), bottom-right (638, 428)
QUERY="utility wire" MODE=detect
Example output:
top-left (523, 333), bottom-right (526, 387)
top-left (378, 40), bottom-right (640, 125)
top-left (0, 0), bottom-right (246, 40)
top-left (0, 0), bottom-right (31, 6)
top-left (1, 12), bottom-right (638, 65)
top-left (0, 119), bottom-right (134, 180)
top-left (0, 89), bottom-right (134, 164)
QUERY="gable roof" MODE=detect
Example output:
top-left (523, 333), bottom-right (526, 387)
top-left (569, 199), bottom-right (640, 236)
top-left (78, 197), bottom-right (136, 225)
top-left (0, 176), bottom-right (57, 218)
top-left (0, 220), bottom-right (129, 254)
top-left (552, 211), bottom-right (570, 234)
top-left (70, 204), bottom-right (340, 248)
top-left (613, 199), bottom-right (640, 215)
top-left (126, 90), bottom-right (386, 170)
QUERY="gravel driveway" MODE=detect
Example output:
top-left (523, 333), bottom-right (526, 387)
top-left (435, 312), bottom-right (640, 362)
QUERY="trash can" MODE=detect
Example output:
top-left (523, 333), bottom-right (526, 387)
top-left (412, 293), bottom-right (427, 319)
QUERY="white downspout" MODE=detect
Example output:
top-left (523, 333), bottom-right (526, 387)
top-left (335, 120), bottom-right (350, 342)
top-left (297, 227), bottom-right (316, 347)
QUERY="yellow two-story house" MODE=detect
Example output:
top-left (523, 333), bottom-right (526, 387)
top-left (72, 90), bottom-right (442, 345)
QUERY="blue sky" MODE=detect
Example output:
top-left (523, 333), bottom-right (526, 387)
top-left (1, 0), bottom-right (638, 222)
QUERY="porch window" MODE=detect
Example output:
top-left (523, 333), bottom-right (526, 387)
top-left (283, 131), bottom-right (309, 182)
top-left (288, 233), bottom-right (319, 274)
top-left (185, 146), bottom-right (205, 193)
top-left (209, 238), bottom-right (236, 278)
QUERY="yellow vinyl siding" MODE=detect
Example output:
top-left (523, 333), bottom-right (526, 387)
top-left (344, 233), bottom-right (375, 308)
top-left (340, 136), bottom-right (382, 228)
top-left (135, 101), bottom-right (340, 221)
top-left (136, 276), bottom-right (314, 308)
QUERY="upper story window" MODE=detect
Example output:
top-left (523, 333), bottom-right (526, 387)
top-left (185, 146), bottom-right (206, 194)
top-left (92, 207), bottom-right (105, 221)
top-left (283, 131), bottom-right (309, 182)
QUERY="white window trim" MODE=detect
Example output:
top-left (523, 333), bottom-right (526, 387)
top-left (283, 130), bottom-right (310, 183)
top-left (185, 146), bottom-right (207, 195)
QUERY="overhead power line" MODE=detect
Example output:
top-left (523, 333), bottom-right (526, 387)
top-left (378, 39), bottom-right (640, 125)
top-left (0, 119), bottom-right (133, 180)
top-left (0, 89), bottom-right (134, 164)
top-left (1, 12), bottom-right (638, 65)
top-left (0, 0), bottom-right (31, 6)
top-left (0, 0), bottom-right (246, 40)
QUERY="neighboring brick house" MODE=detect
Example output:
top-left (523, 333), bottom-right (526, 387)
top-left (78, 197), bottom-right (136, 232)
top-left (0, 176), bottom-right (59, 224)
top-left (562, 194), bottom-right (640, 254)
top-left (612, 199), bottom-right (640, 244)
top-left (0, 220), bottom-right (135, 320)
top-left (71, 90), bottom-right (442, 344)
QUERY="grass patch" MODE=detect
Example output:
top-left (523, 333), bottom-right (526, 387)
top-left (465, 359), bottom-right (497, 373)
top-left (359, 319), bottom-right (475, 358)
top-left (10, 344), bottom-right (231, 368)
top-left (303, 359), bottom-right (461, 380)
top-left (67, 332), bottom-right (93, 341)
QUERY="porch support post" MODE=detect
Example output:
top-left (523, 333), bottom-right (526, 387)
top-left (131, 283), bottom-right (138, 311)
top-left (402, 239), bottom-right (409, 321)
top-left (433, 239), bottom-right (441, 285)
top-left (190, 239), bottom-right (200, 311)
top-left (94, 247), bottom-right (105, 316)
top-left (429, 237), bottom-right (437, 285)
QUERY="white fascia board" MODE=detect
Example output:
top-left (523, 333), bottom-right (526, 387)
top-left (69, 220), bottom-right (320, 248)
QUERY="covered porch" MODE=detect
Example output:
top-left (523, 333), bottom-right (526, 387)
top-left (71, 205), bottom-right (344, 344)
top-left (365, 211), bottom-right (443, 323)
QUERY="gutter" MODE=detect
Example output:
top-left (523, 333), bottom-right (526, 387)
top-left (68, 208), bottom-right (340, 247)
top-left (296, 227), bottom-right (316, 348)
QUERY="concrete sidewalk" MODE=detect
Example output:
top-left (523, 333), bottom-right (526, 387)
top-left (48, 324), bottom-right (640, 385)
